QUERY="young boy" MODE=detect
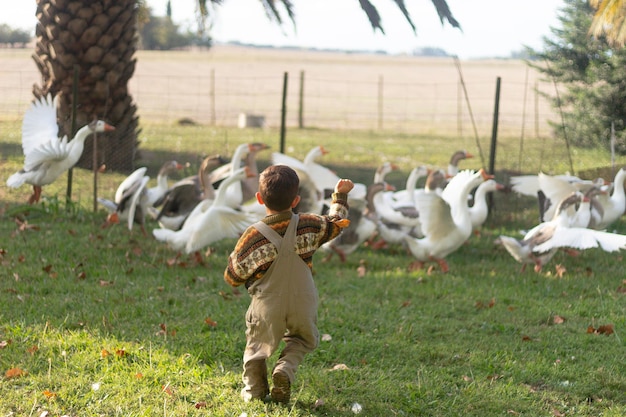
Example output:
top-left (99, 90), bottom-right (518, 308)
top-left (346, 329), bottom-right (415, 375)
top-left (224, 164), bottom-right (353, 403)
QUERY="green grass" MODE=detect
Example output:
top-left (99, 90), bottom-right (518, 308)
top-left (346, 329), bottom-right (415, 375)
top-left (1, 122), bottom-right (626, 416)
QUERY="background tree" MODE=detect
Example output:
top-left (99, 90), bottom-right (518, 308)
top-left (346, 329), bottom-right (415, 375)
top-left (137, 4), bottom-right (211, 50)
top-left (528, 0), bottom-right (626, 154)
top-left (0, 24), bottom-right (31, 47)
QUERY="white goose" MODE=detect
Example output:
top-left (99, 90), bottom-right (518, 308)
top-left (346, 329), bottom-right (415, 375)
top-left (469, 179), bottom-right (506, 231)
top-left (373, 161), bottom-right (399, 183)
top-left (210, 143), bottom-right (269, 208)
top-left (145, 160), bottom-right (184, 207)
top-left (150, 155), bottom-right (227, 230)
top-left (99, 167), bottom-right (150, 235)
top-left (510, 172), bottom-right (605, 222)
top-left (404, 169), bottom-right (490, 272)
top-left (273, 145), bottom-right (368, 213)
top-left (364, 182), bottom-right (413, 248)
top-left (153, 167), bottom-right (257, 254)
top-left (7, 94), bottom-right (115, 203)
top-left (593, 168), bottom-right (626, 230)
top-left (271, 146), bottom-right (339, 196)
top-left (447, 150), bottom-right (473, 177)
top-left (387, 165), bottom-right (430, 205)
top-left (271, 146), bottom-right (333, 215)
top-left (499, 192), bottom-right (626, 272)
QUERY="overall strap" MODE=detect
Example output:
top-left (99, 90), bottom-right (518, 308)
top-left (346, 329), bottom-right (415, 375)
top-left (252, 221), bottom-right (282, 248)
top-left (252, 213), bottom-right (299, 249)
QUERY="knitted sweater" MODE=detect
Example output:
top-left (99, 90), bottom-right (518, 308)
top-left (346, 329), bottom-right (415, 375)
top-left (224, 192), bottom-right (349, 287)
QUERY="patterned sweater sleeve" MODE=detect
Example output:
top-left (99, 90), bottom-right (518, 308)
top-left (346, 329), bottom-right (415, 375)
top-left (224, 192), bottom-right (349, 287)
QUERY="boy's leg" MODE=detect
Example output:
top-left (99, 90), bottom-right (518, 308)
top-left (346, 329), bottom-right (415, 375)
top-left (242, 298), bottom-right (285, 401)
top-left (241, 358), bottom-right (269, 402)
top-left (271, 316), bottom-right (319, 402)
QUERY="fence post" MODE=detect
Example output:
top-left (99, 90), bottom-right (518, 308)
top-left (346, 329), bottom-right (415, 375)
top-left (66, 65), bottom-right (79, 206)
top-left (280, 72), bottom-right (288, 153)
top-left (298, 70), bottom-right (304, 129)
top-left (489, 76), bottom-right (501, 175)
top-left (488, 76), bottom-right (501, 210)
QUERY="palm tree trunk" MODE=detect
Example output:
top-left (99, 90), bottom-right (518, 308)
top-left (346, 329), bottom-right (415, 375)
top-left (32, 0), bottom-right (140, 172)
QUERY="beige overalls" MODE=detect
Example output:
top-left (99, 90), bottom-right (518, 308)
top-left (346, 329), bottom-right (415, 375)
top-left (241, 213), bottom-right (320, 400)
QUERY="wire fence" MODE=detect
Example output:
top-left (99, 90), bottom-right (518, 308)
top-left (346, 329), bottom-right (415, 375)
top-left (0, 49), bottom-right (557, 138)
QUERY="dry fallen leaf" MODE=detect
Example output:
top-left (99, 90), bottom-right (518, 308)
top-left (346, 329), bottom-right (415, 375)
top-left (553, 315), bottom-right (566, 324)
top-left (5, 367), bottom-right (27, 379)
top-left (162, 384), bottom-right (174, 396)
top-left (330, 364), bottom-right (349, 371)
top-left (204, 317), bottom-right (218, 327)
top-left (587, 324), bottom-right (614, 335)
top-left (475, 298), bottom-right (496, 309)
top-left (554, 264), bottom-right (566, 278)
top-left (43, 390), bottom-right (57, 399)
top-left (101, 349), bottom-right (110, 358)
top-left (321, 334), bottom-right (332, 342)
top-left (14, 218), bottom-right (39, 233)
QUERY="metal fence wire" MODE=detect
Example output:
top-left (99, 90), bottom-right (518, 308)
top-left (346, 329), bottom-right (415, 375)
top-left (1, 47), bottom-right (567, 178)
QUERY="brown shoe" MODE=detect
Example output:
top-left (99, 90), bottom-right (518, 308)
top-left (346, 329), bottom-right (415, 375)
top-left (270, 371), bottom-right (291, 403)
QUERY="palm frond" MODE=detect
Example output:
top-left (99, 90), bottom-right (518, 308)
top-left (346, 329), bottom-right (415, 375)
top-left (252, 0), bottom-right (294, 27)
top-left (430, 0), bottom-right (461, 29)
top-left (391, 0), bottom-right (416, 33)
top-left (589, 0), bottom-right (626, 46)
top-left (358, 0), bottom-right (384, 33)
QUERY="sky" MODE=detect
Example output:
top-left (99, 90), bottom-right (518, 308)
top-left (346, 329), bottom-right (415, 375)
top-left (0, 0), bottom-right (565, 59)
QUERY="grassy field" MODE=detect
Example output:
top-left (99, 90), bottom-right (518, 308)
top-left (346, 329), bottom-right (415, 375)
top-left (1, 46), bottom-right (625, 416)
top-left (1, 118), bottom-right (626, 416)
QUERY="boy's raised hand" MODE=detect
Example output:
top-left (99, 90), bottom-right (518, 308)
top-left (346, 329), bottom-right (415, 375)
top-left (335, 179), bottom-right (354, 194)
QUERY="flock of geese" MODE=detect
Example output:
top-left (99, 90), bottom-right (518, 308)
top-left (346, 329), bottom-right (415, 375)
top-left (6, 95), bottom-right (626, 273)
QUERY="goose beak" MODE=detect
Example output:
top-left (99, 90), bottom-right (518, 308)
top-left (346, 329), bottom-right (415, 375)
top-left (104, 123), bottom-right (115, 132)
top-left (384, 183), bottom-right (396, 191)
top-left (479, 169), bottom-right (495, 180)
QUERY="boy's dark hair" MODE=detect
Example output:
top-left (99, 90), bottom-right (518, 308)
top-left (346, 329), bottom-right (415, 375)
top-left (259, 165), bottom-right (300, 211)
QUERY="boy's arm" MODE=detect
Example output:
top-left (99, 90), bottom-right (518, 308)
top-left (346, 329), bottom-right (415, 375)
top-left (327, 179), bottom-right (353, 221)
top-left (224, 229), bottom-right (256, 287)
